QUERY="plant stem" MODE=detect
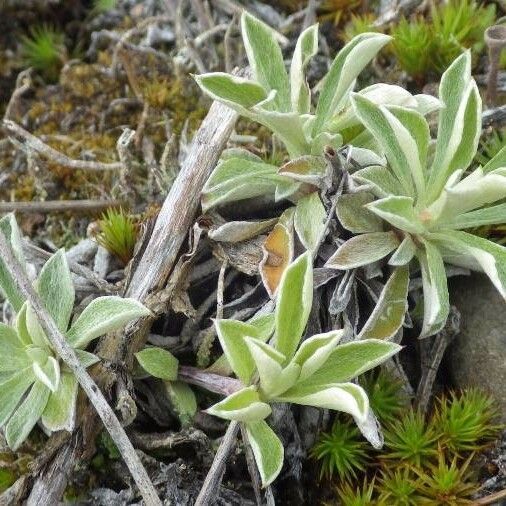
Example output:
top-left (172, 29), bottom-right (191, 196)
top-left (0, 232), bottom-right (162, 506)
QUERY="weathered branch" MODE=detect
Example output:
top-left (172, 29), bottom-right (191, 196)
top-left (0, 232), bottom-right (162, 506)
top-left (0, 200), bottom-right (121, 214)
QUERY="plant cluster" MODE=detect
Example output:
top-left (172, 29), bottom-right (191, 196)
top-left (0, 214), bottom-right (150, 450)
top-left (312, 375), bottom-right (501, 505)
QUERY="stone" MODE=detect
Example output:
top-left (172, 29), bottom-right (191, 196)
top-left (448, 273), bottom-right (506, 421)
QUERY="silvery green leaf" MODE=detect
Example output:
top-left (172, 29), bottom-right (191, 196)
top-left (414, 94), bottom-right (442, 115)
top-left (202, 158), bottom-right (285, 212)
top-left (194, 73), bottom-right (267, 113)
top-left (440, 203), bottom-right (506, 230)
top-left (427, 52), bottom-right (481, 202)
top-left (35, 250), bottom-right (74, 332)
top-left (291, 330), bottom-right (342, 382)
top-left (418, 240), bottom-right (449, 338)
top-left (294, 192), bottom-right (326, 251)
top-left (278, 155), bottom-right (328, 186)
top-left (428, 167), bottom-right (506, 221)
top-left (388, 235), bottom-right (417, 266)
top-left (33, 356), bottom-right (60, 393)
top-left (313, 32), bottom-right (391, 134)
top-left (309, 132), bottom-right (343, 156)
top-left (214, 319), bottom-right (265, 384)
top-left (276, 382), bottom-right (369, 423)
top-left (245, 337), bottom-right (300, 397)
top-left (358, 266), bottom-right (409, 340)
top-left (245, 420), bottom-right (284, 487)
top-left (75, 349), bottom-right (100, 368)
top-left (135, 347), bottom-right (178, 381)
top-left (325, 231), bottom-right (400, 269)
top-left (0, 214), bottom-right (26, 312)
top-left (26, 304), bottom-right (51, 349)
top-left (275, 252), bottom-right (313, 361)
top-left (483, 145), bottom-right (506, 173)
top-left (430, 230), bottom-right (506, 298)
top-left (274, 179), bottom-right (301, 202)
top-left (0, 367), bottom-right (34, 426)
top-left (336, 192), bottom-right (384, 233)
top-left (241, 12), bottom-right (290, 111)
top-left (165, 381), bottom-right (197, 426)
top-left (248, 313), bottom-right (276, 341)
top-left (353, 165), bottom-right (406, 198)
top-left (366, 196), bottom-right (425, 234)
top-left (206, 386), bottom-right (271, 422)
top-left (41, 371), bottom-right (78, 432)
top-left (295, 339), bottom-right (402, 387)
top-left (221, 148), bottom-right (263, 162)
top-left (67, 296), bottom-right (150, 349)
top-left (0, 323), bottom-right (30, 372)
top-left (351, 94), bottom-right (427, 197)
top-left (208, 218), bottom-right (277, 243)
top-left (16, 302), bottom-right (32, 346)
top-left (5, 381), bottom-right (50, 451)
top-left (290, 24), bottom-right (318, 113)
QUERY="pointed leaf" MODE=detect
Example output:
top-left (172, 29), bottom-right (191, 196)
top-left (208, 218), bottom-right (278, 243)
top-left (245, 420), bottom-right (284, 487)
top-left (440, 203), bottom-right (506, 230)
top-left (165, 381), bottom-right (197, 426)
top-left (278, 155), bottom-right (328, 186)
top-left (16, 302), bottom-right (32, 346)
top-left (353, 165), bottom-right (406, 198)
top-left (290, 24), bottom-right (318, 113)
top-left (366, 196), bottom-right (425, 234)
top-left (336, 192), bottom-right (384, 233)
top-left (0, 214), bottom-right (26, 312)
top-left (35, 250), bottom-right (74, 332)
top-left (483, 145), bottom-right (506, 173)
top-left (0, 367), bottom-right (35, 426)
top-left (294, 192), bottom-right (326, 251)
top-left (0, 323), bottom-right (30, 372)
top-left (313, 33), bottom-right (391, 134)
top-left (388, 235), bottom-right (417, 266)
top-left (67, 296), bottom-right (150, 349)
top-left (33, 356), bottom-right (60, 393)
top-left (206, 386), bottom-right (271, 422)
top-left (296, 339), bottom-right (402, 387)
top-left (326, 231), bottom-right (400, 269)
top-left (5, 381), bottom-right (50, 451)
top-left (42, 371), bottom-right (78, 432)
top-left (275, 252), bottom-right (313, 361)
top-left (358, 266), bottom-right (409, 340)
top-left (135, 347), bottom-right (178, 381)
top-left (241, 12), bottom-right (290, 110)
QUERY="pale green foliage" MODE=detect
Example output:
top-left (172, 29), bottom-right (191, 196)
top-left (208, 252), bottom-right (401, 486)
top-left (327, 52), bottom-right (506, 337)
top-left (0, 215), bottom-right (150, 450)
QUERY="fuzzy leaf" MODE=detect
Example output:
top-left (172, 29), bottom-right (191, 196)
top-left (353, 165), bottom-right (406, 198)
top-left (294, 192), bottom-right (326, 251)
top-left (241, 12), bottom-right (290, 110)
top-left (67, 296), bottom-right (150, 349)
top-left (0, 214), bottom-right (26, 312)
top-left (278, 155), bottom-right (328, 186)
top-left (275, 252), bottom-right (313, 361)
top-left (388, 235), bottom-right (417, 266)
top-left (366, 196), bottom-right (424, 234)
top-left (202, 158), bottom-right (284, 212)
top-left (291, 330), bottom-right (342, 382)
top-left (336, 192), bottom-right (384, 233)
top-left (245, 337), bottom-right (300, 397)
top-left (0, 324), bottom-right (30, 372)
top-left (75, 349), bottom-right (100, 368)
top-left (326, 231), bottom-right (400, 269)
top-left (296, 339), bottom-right (402, 387)
top-left (313, 32), bottom-right (391, 134)
top-left (277, 382), bottom-right (370, 423)
top-left (26, 304), bottom-right (50, 349)
top-left (208, 218), bottom-right (277, 243)
top-left (135, 347), bottom-right (178, 381)
top-left (483, 145), bottom-right (506, 173)
top-left (0, 367), bottom-right (35, 426)
top-left (206, 386), bottom-right (271, 422)
top-left (290, 24), bottom-right (318, 113)
top-left (427, 52), bottom-right (481, 202)
top-left (16, 302), bottom-right (32, 346)
top-left (33, 356), bottom-right (60, 393)
top-left (418, 240), bottom-right (449, 338)
top-left (5, 381), bottom-right (50, 451)
top-left (358, 266), bottom-right (409, 340)
top-left (245, 420), bottom-right (284, 487)
top-left (35, 250), bottom-right (74, 332)
top-left (259, 222), bottom-right (294, 297)
top-left (42, 371), bottom-right (78, 432)
top-left (164, 381), bottom-right (197, 426)
top-left (440, 203), bottom-right (506, 230)
top-left (194, 73), bottom-right (267, 111)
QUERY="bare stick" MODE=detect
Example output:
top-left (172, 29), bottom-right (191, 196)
top-left (194, 421), bottom-right (240, 506)
top-left (0, 200), bottom-right (121, 214)
top-left (3, 68), bottom-right (32, 121)
top-left (474, 488), bottom-right (506, 505)
top-left (216, 259), bottom-right (228, 320)
top-left (178, 365), bottom-right (242, 395)
top-left (240, 424), bottom-right (263, 506)
top-left (0, 233), bottom-right (162, 506)
top-left (2, 120), bottom-right (123, 171)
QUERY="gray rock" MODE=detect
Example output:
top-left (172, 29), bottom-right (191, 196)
top-left (448, 273), bottom-right (506, 421)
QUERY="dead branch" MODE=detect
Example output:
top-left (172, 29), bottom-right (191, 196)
top-left (0, 200), bottom-right (121, 214)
